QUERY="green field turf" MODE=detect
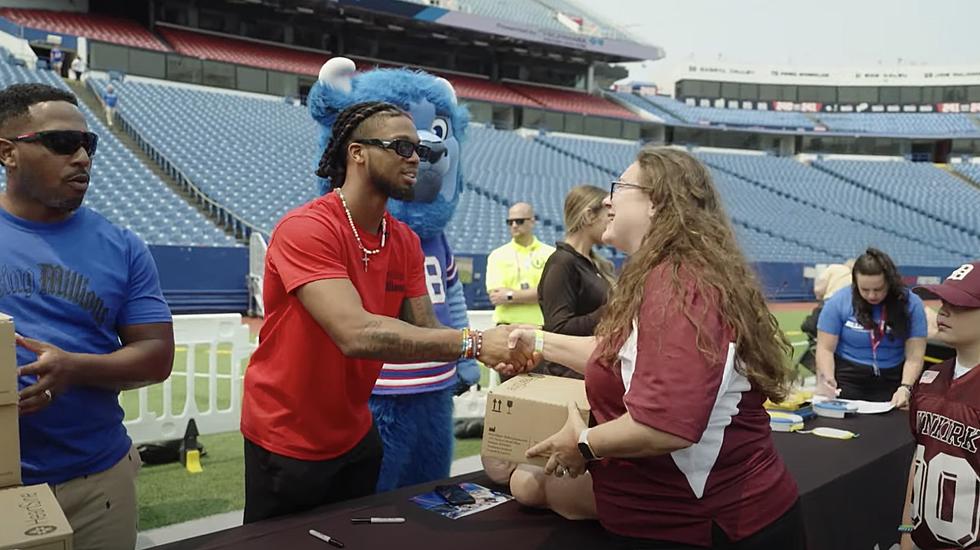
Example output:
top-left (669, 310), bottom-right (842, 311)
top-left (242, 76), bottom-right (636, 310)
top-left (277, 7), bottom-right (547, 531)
top-left (131, 309), bottom-right (812, 530)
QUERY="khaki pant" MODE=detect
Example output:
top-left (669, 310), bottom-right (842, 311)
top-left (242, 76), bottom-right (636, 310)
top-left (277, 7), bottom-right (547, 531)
top-left (52, 445), bottom-right (141, 550)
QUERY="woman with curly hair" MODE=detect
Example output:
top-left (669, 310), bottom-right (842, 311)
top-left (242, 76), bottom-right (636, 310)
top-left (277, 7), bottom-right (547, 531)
top-left (487, 148), bottom-right (804, 549)
top-left (815, 248), bottom-right (927, 407)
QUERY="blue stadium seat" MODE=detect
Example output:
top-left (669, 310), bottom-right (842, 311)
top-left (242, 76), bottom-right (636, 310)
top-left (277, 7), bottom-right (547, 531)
top-left (0, 66), bottom-right (236, 247)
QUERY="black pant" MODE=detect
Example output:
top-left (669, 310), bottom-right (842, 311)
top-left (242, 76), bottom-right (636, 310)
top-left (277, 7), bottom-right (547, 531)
top-left (835, 355), bottom-right (902, 402)
top-left (243, 425), bottom-right (383, 524)
top-left (611, 500), bottom-right (806, 550)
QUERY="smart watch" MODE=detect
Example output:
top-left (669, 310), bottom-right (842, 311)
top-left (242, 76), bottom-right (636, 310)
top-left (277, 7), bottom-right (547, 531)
top-left (578, 427), bottom-right (601, 461)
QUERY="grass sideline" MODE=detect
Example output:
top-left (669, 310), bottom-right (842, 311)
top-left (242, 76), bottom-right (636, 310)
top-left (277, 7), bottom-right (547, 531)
top-left (131, 308), bottom-right (812, 530)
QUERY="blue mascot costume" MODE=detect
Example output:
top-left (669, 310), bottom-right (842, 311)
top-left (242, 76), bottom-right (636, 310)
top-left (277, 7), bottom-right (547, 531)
top-left (309, 57), bottom-right (480, 491)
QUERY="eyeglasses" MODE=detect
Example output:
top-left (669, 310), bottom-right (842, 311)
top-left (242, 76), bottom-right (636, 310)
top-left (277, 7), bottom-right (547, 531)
top-left (506, 218), bottom-right (531, 226)
top-left (609, 180), bottom-right (644, 198)
top-left (354, 139), bottom-right (432, 162)
top-left (6, 130), bottom-right (99, 158)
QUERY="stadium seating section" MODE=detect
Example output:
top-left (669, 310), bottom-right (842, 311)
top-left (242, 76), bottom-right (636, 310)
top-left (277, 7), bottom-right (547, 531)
top-left (9, 7), bottom-right (979, 135)
top-left (0, 8), bottom-right (168, 51)
top-left (80, 76), bottom-right (980, 267)
top-left (616, 92), bottom-right (980, 137)
top-left (0, 9), bottom-right (635, 120)
top-left (87, 78), bottom-right (320, 238)
top-left (158, 26), bottom-right (325, 76)
top-left (0, 64), bottom-right (236, 246)
top-left (1, 3), bottom-right (978, 266)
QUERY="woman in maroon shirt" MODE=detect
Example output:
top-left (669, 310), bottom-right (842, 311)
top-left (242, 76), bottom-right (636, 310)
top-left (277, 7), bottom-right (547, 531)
top-left (491, 148), bottom-right (804, 549)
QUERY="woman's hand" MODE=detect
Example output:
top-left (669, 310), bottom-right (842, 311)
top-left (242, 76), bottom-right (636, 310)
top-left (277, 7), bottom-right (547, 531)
top-left (891, 386), bottom-right (911, 409)
top-left (815, 373), bottom-right (838, 398)
top-left (490, 326), bottom-right (541, 377)
top-left (525, 402), bottom-right (588, 478)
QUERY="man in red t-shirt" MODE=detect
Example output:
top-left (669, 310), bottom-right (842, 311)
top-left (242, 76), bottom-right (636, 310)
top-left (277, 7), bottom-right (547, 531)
top-left (241, 101), bottom-right (526, 523)
top-left (903, 261), bottom-right (980, 550)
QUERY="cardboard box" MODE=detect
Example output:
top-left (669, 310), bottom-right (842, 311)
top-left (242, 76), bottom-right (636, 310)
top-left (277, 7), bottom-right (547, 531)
top-left (0, 314), bottom-right (15, 406)
top-left (0, 405), bottom-right (18, 489)
top-left (0, 483), bottom-right (72, 550)
top-left (481, 374), bottom-right (590, 467)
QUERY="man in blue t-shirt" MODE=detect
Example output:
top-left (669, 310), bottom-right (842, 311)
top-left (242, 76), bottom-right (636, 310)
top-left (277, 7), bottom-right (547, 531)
top-left (102, 84), bottom-right (118, 128)
top-left (0, 83), bottom-right (174, 550)
top-left (49, 46), bottom-right (64, 75)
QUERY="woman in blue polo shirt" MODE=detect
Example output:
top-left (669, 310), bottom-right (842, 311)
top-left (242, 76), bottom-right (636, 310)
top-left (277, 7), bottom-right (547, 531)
top-left (815, 248), bottom-right (927, 407)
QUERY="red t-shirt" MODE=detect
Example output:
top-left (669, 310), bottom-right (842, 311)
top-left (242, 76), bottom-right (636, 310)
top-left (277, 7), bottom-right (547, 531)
top-left (241, 192), bottom-right (427, 461)
top-left (585, 264), bottom-right (798, 547)
top-left (908, 358), bottom-right (980, 549)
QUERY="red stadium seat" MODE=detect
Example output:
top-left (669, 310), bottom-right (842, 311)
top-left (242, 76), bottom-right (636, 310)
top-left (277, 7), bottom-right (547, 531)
top-left (158, 27), bottom-right (325, 76)
top-left (0, 9), bottom-right (169, 51)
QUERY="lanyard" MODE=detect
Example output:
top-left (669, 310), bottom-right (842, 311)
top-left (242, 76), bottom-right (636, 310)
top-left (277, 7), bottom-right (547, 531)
top-left (513, 243), bottom-right (534, 288)
top-left (869, 304), bottom-right (887, 376)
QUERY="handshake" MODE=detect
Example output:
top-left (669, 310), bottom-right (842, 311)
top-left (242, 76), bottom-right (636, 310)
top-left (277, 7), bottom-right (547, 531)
top-left (476, 326), bottom-right (542, 376)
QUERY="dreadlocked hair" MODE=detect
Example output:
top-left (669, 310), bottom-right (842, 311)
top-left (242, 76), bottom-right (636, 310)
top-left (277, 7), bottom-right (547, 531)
top-left (315, 101), bottom-right (408, 187)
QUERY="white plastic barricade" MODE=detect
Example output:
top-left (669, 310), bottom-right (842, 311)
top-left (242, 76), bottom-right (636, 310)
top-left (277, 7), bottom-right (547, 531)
top-left (122, 314), bottom-right (253, 444)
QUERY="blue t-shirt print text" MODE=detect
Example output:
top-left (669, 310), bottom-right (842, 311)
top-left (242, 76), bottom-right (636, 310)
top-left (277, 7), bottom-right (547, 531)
top-left (0, 206), bottom-right (172, 485)
top-left (0, 263), bottom-right (111, 325)
top-left (817, 286), bottom-right (927, 369)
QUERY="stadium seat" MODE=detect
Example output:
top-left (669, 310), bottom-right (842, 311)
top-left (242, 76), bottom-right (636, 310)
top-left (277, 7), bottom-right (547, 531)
top-left (0, 8), bottom-right (170, 52)
top-left (0, 66), bottom-right (235, 247)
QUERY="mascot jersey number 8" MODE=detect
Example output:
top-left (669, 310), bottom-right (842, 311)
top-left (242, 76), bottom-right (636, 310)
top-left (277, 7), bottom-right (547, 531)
top-left (310, 57), bottom-right (479, 492)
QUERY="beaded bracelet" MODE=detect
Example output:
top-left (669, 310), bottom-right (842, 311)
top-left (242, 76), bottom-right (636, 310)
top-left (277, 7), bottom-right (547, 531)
top-left (471, 330), bottom-right (483, 360)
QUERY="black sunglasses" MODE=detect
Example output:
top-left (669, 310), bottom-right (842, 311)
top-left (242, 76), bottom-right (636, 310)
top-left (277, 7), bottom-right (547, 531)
top-left (354, 139), bottom-right (432, 162)
top-left (506, 218), bottom-right (531, 226)
top-left (610, 179), bottom-right (643, 198)
top-left (7, 130), bottom-right (99, 158)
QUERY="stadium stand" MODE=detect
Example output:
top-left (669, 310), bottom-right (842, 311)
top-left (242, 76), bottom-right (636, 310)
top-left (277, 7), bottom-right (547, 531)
top-left (158, 26), bottom-right (323, 76)
top-left (69, 74), bottom-right (976, 266)
top-left (534, 134), bottom-right (973, 265)
top-left (611, 91), bottom-right (685, 124)
top-left (84, 76), bottom-right (625, 252)
top-left (612, 91), bottom-right (980, 137)
top-left (508, 83), bottom-right (639, 119)
top-left (156, 26), bottom-right (634, 118)
top-left (700, 154), bottom-right (977, 263)
top-left (953, 162), bottom-right (980, 186)
top-left (0, 65), bottom-right (235, 246)
top-left (87, 78), bottom-right (320, 237)
top-left (0, 8), bottom-right (169, 52)
top-left (815, 113), bottom-right (980, 136)
top-left (634, 94), bottom-right (817, 130)
top-left (814, 159), bottom-right (980, 243)
top-left (447, 74), bottom-right (541, 108)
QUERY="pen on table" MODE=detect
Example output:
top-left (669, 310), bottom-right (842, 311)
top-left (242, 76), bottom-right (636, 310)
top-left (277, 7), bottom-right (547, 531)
top-left (309, 529), bottom-right (345, 548)
top-left (351, 517), bottom-right (406, 524)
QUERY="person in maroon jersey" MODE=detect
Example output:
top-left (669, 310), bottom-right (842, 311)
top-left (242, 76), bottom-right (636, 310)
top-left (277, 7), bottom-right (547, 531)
top-left (491, 148), bottom-right (804, 549)
top-left (903, 261), bottom-right (980, 550)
